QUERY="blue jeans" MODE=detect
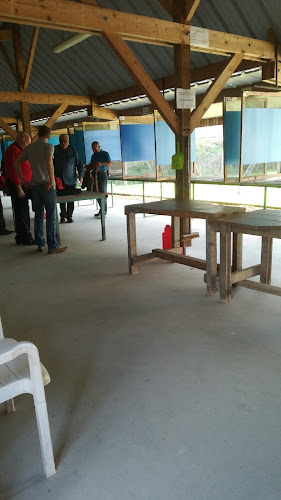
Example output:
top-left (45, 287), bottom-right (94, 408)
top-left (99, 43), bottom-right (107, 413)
top-left (32, 184), bottom-right (59, 251)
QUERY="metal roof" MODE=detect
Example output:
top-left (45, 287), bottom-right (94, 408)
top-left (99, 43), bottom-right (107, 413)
top-left (0, 0), bottom-right (280, 120)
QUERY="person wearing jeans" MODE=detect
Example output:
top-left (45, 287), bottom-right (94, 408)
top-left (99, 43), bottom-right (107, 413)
top-left (14, 126), bottom-right (67, 255)
top-left (90, 141), bottom-right (112, 218)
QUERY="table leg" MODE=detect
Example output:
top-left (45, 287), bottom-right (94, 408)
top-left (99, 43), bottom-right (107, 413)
top-left (206, 219), bottom-right (217, 295)
top-left (55, 204), bottom-right (61, 245)
top-left (127, 211), bottom-right (138, 274)
top-left (100, 197), bottom-right (106, 241)
top-left (232, 233), bottom-right (243, 287)
top-left (220, 223), bottom-right (232, 303)
top-left (171, 216), bottom-right (180, 249)
top-left (261, 236), bottom-right (273, 284)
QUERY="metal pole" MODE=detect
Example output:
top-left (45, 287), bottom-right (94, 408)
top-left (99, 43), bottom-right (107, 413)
top-left (263, 186), bottom-right (267, 209)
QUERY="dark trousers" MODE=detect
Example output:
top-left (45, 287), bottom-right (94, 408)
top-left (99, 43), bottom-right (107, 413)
top-left (8, 182), bottom-right (33, 244)
top-left (60, 184), bottom-right (75, 220)
top-left (0, 197), bottom-right (6, 230)
top-left (97, 172), bottom-right (108, 214)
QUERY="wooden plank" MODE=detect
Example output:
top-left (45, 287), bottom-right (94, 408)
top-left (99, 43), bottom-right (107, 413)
top-left (0, 28), bottom-right (13, 42)
top-left (206, 219), bottom-right (217, 295)
top-left (152, 248), bottom-right (207, 269)
top-left (0, 0), bottom-right (277, 59)
top-left (0, 117), bottom-right (17, 139)
top-left (185, 0), bottom-right (200, 23)
top-left (191, 54), bottom-right (244, 131)
top-left (132, 253), bottom-right (159, 265)
top-left (13, 26), bottom-right (31, 135)
top-left (0, 43), bottom-right (17, 80)
top-left (45, 102), bottom-right (69, 129)
top-left (240, 280), bottom-right (281, 297)
top-left (157, 0), bottom-right (173, 17)
top-left (260, 236), bottom-right (273, 285)
top-left (23, 27), bottom-right (39, 90)
top-left (171, 215), bottom-right (181, 248)
top-left (101, 32), bottom-right (180, 135)
top-left (0, 0), bottom-right (190, 47)
top-left (231, 264), bottom-right (261, 284)
top-left (219, 223), bottom-right (232, 302)
top-left (126, 212), bottom-right (138, 274)
top-left (0, 90), bottom-right (91, 106)
top-left (181, 232), bottom-right (199, 243)
top-left (232, 232), bottom-right (242, 287)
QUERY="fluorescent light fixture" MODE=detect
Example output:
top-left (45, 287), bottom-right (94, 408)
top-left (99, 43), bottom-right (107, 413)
top-left (52, 34), bottom-right (91, 53)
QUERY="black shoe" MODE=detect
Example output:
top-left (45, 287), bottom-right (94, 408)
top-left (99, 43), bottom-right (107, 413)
top-left (60, 217), bottom-right (66, 223)
top-left (23, 239), bottom-right (36, 246)
top-left (0, 228), bottom-right (14, 236)
top-left (67, 217), bottom-right (73, 223)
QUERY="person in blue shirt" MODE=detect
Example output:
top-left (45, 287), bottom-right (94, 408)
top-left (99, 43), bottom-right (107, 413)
top-left (90, 141), bottom-right (112, 218)
top-left (54, 134), bottom-right (84, 223)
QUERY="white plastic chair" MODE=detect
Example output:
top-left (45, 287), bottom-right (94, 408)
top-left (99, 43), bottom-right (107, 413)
top-left (0, 317), bottom-right (56, 478)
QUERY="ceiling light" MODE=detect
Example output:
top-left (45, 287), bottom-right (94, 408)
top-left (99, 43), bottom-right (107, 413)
top-left (52, 34), bottom-right (91, 54)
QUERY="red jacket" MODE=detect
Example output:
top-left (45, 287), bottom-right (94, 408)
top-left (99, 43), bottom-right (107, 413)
top-left (4, 142), bottom-right (32, 185)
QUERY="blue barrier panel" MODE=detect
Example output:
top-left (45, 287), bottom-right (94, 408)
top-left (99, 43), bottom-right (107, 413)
top-left (1, 141), bottom-right (13, 153)
top-left (49, 136), bottom-right (60, 147)
top-left (74, 129), bottom-right (86, 165)
top-left (224, 111), bottom-right (241, 165)
top-left (155, 121), bottom-right (195, 165)
top-left (84, 129), bottom-right (121, 163)
top-left (120, 124), bottom-right (155, 162)
top-left (242, 108), bottom-right (281, 164)
top-left (69, 134), bottom-right (76, 148)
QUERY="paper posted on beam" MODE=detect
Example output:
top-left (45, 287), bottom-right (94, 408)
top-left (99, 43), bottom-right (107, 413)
top-left (190, 26), bottom-right (209, 48)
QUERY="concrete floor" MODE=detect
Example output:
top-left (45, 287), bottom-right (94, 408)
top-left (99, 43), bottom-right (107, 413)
top-left (0, 195), bottom-right (281, 500)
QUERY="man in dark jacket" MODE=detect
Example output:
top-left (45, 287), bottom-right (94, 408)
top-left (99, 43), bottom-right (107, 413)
top-left (53, 134), bottom-right (84, 223)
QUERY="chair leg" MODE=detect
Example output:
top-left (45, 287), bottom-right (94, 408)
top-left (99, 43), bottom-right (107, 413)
top-left (5, 398), bottom-right (16, 414)
top-left (34, 398), bottom-right (56, 478)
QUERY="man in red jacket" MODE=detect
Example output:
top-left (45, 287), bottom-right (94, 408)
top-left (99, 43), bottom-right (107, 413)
top-left (4, 131), bottom-right (35, 245)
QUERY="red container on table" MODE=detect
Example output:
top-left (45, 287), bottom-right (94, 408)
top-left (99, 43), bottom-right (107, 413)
top-left (162, 224), bottom-right (183, 254)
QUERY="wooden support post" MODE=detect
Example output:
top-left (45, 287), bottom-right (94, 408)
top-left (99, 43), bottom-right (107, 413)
top-left (126, 212), bottom-right (138, 274)
top-left (173, 0), bottom-right (194, 248)
top-left (220, 224), bottom-right (232, 302)
top-left (13, 26), bottom-right (31, 136)
top-left (232, 232), bottom-right (243, 287)
top-left (206, 218), bottom-right (217, 295)
top-left (260, 236), bottom-right (273, 285)
top-left (23, 27), bottom-right (39, 90)
top-left (0, 117), bottom-right (17, 140)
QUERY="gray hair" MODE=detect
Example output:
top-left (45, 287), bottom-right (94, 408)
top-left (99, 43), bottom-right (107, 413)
top-left (59, 134), bottom-right (69, 141)
top-left (16, 131), bottom-right (30, 142)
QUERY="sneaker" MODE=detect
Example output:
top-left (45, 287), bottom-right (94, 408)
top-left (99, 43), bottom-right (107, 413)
top-left (38, 246), bottom-right (46, 253)
top-left (0, 228), bottom-right (14, 236)
top-left (48, 246), bottom-right (67, 255)
top-left (94, 212), bottom-right (101, 218)
top-left (67, 217), bottom-right (73, 223)
top-left (60, 218), bottom-right (66, 224)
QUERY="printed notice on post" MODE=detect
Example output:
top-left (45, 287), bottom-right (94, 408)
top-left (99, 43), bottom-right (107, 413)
top-left (176, 88), bottom-right (196, 109)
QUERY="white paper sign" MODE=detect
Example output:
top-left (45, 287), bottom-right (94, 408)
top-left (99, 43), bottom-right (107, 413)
top-left (176, 88), bottom-right (196, 109)
top-left (190, 26), bottom-right (209, 48)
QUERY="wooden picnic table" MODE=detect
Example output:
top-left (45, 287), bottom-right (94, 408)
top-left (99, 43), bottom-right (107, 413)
top-left (124, 199), bottom-right (245, 294)
top-left (56, 191), bottom-right (107, 243)
top-left (211, 209), bottom-right (281, 302)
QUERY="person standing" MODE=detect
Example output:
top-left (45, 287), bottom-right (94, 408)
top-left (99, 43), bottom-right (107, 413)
top-left (53, 134), bottom-right (84, 223)
top-left (90, 141), bottom-right (112, 218)
top-left (4, 131), bottom-right (35, 245)
top-left (14, 125), bottom-right (67, 254)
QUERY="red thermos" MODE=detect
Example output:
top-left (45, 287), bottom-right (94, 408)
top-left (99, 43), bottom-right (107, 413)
top-left (162, 225), bottom-right (172, 249)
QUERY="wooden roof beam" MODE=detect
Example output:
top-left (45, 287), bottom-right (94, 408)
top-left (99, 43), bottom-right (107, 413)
top-left (0, 43), bottom-right (17, 81)
top-left (191, 53), bottom-right (244, 131)
top-left (23, 27), bottom-right (39, 90)
top-left (0, 116), bottom-right (17, 139)
top-left (0, 0), bottom-right (278, 60)
top-left (0, 28), bottom-right (13, 42)
top-left (185, 0), bottom-right (200, 23)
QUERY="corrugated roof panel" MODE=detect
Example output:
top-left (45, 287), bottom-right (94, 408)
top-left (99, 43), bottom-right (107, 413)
top-left (0, 0), bottom-right (280, 120)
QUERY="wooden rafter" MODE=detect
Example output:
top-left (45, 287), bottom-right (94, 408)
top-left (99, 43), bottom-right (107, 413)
top-left (157, 0), bottom-right (173, 17)
top-left (44, 102), bottom-right (69, 129)
top-left (0, 90), bottom-right (91, 105)
top-left (190, 53), bottom-right (244, 132)
top-left (0, 116), bottom-right (17, 139)
top-left (0, 28), bottom-right (13, 42)
top-left (0, 0), bottom-right (278, 61)
top-left (23, 27), bottom-right (39, 90)
top-left (79, 0), bottom-right (180, 134)
top-left (0, 43), bottom-right (17, 80)
top-left (13, 25), bottom-right (31, 135)
top-left (185, 0), bottom-right (200, 23)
